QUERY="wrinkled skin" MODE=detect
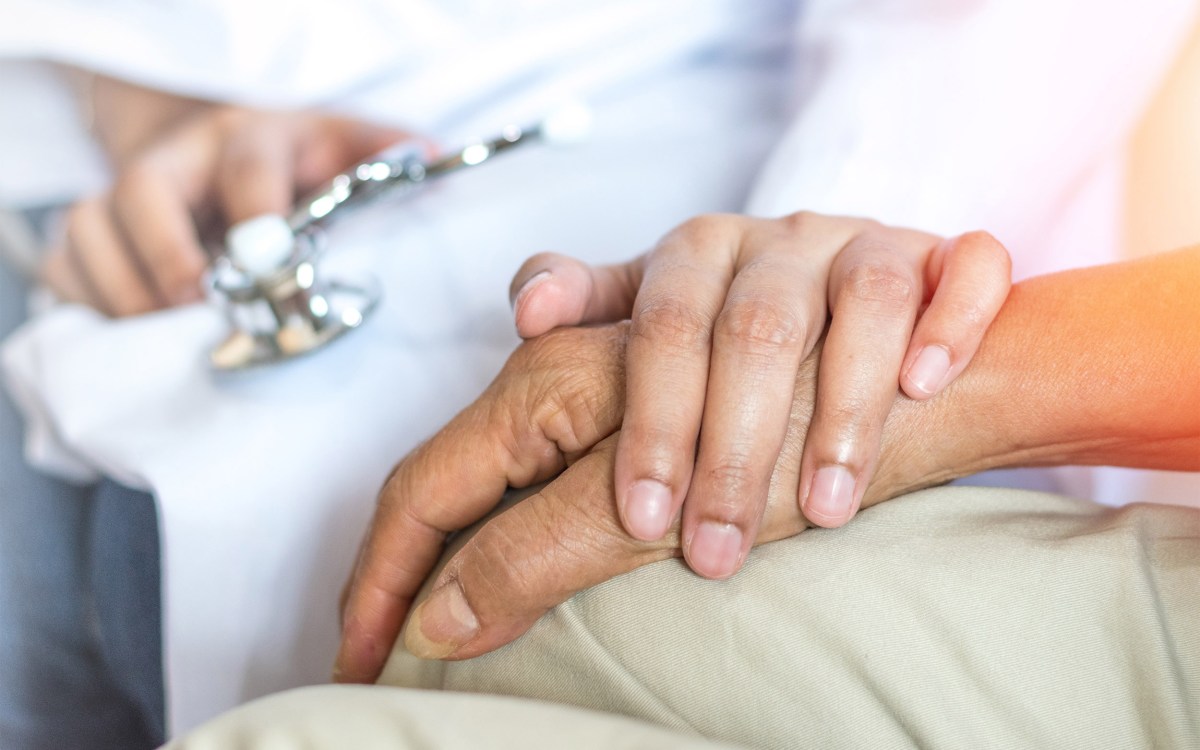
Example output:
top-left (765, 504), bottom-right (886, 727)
top-left (335, 322), bottom-right (937, 680)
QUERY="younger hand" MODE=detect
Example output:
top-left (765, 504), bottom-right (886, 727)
top-left (509, 213), bottom-right (1010, 578)
top-left (42, 106), bottom-right (414, 316)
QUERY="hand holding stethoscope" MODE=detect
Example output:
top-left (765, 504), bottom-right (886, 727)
top-left (208, 104), bottom-right (592, 370)
top-left (40, 80), bottom-right (416, 319)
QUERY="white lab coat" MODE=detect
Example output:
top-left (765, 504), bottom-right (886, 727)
top-left (1, 0), bottom-right (1196, 734)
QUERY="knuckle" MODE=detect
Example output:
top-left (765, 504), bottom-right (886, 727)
top-left (815, 400), bottom-right (882, 459)
top-left (701, 456), bottom-right (760, 505)
top-left (627, 421), bottom-right (685, 455)
top-left (778, 209), bottom-right (818, 236)
top-left (715, 298), bottom-right (805, 351)
top-left (492, 399), bottom-right (559, 487)
top-left (777, 211), bottom-right (873, 240)
top-left (841, 256), bottom-right (916, 310)
top-left (495, 327), bottom-right (624, 467)
top-left (630, 296), bottom-right (711, 354)
top-left (671, 213), bottom-right (736, 243)
top-left (621, 422), bottom-right (691, 481)
top-left (530, 377), bottom-right (618, 455)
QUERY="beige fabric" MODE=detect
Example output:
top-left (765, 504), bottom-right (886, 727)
top-left (163, 685), bottom-right (741, 749)
top-left (382, 486), bottom-right (1200, 749)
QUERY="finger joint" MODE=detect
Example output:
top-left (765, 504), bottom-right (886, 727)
top-left (715, 298), bottom-right (805, 354)
top-left (630, 296), bottom-right (712, 355)
top-left (840, 256), bottom-right (916, 312)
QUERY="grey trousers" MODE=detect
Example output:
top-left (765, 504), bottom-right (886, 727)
top-left (0, 259), bottom-right (164, 749)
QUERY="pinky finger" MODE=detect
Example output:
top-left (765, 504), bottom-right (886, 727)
top-left (901, 231), bottom-right (1011, 400)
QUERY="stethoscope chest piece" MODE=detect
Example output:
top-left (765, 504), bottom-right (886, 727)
top-left (207, 103), bottom-right (592, 371)
top-left (208, 223), bottom-right (379, 371)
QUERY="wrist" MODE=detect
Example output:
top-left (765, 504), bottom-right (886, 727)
top-left (867, 337), bottom-right (1024, 503)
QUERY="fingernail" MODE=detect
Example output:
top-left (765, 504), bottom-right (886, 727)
top-left (804, 465), bottom-right (858, 527)
top-left (687, 521), bottom-right (744, 579)
top-left (404, 583), bottom-right (479, 660)
top-left (906, 345), bottom-right (952, 397)
top-left (625, 479), bottom-right (673, 540)
top-left (511, 270), bottom-right (552, 314)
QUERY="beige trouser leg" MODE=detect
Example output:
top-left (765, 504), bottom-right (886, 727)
top-left (168, 486), bottom-right (1200, 749)
top-left (382, 486), bottom-right (1200, 750)
top-left (164, 685), bottom-right (741, 749)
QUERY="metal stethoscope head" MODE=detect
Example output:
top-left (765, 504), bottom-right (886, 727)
top-left (208, 103), bottom-right (593, 371)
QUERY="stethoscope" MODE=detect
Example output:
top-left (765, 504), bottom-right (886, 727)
top-left (207, 103), bottom-right (592, 371)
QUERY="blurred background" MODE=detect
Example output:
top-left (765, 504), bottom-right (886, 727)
top-left (2, 1), bottom-right (1198, 748)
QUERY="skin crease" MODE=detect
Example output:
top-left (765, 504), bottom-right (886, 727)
top-left (505, 215), bottom-right (1012, 581)
top-left (335, 245), bottom-right (1200, 681)
top-left (42, 75), bottom-right (414, 316)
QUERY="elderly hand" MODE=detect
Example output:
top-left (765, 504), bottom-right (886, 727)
top-left (337, 243), bottom-right (1200, 680)
top-left (334, 321), bottom-right (939, 680)
top-left (508, 213), bottom-right (1010, 578)
top-left (42, 100), bottom-right (414, 316)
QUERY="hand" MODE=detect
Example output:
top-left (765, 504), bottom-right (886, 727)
top-left (42, 104), bottom-right (415, 316)
top-left (508, 213), bottom-right (1010, 578)
top-left (335, 322), bottom-right (937, 679)
top-left (337, 245), bottom-right (1200, 679)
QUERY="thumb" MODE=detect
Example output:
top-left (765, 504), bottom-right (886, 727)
top-left (510, 252), bottom-right (645, 339)
top-left (403, 434), bottom-right (676, 661)
top-left (335, 324), bottom-right (629, 683)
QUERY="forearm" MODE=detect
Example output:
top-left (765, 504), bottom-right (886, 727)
top-left (876, 247), bottom-right (1200, 498)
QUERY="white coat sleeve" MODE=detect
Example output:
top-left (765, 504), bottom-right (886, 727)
top-left (0, 0), bottom-right (462, 108)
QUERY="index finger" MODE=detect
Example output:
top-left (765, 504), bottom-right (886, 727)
top-left (614, 215), bottom-right (741, 542)
top-left (403, 352), bottom-right (825, 663)
top-left (110, 115), bottom-right (227, 305)
top-left (334, 325), bottom-right (628, 683)
top-left (404, 434), bottom-right (671, 661)
top-left (404, 419), bottom-right (815, 661)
